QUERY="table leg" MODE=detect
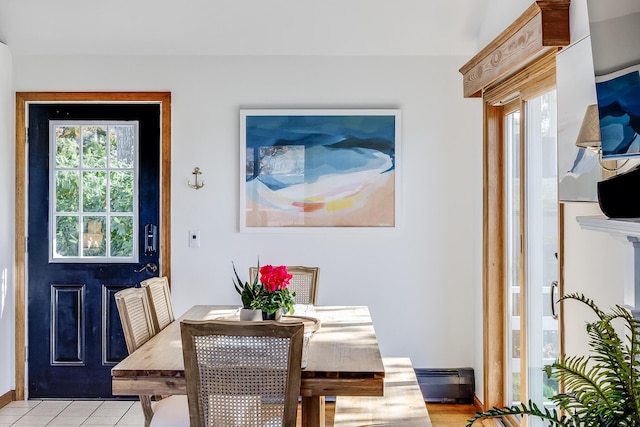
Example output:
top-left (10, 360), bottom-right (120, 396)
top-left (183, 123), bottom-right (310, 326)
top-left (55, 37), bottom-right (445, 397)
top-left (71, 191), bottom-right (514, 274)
top-left (301, 395), bottom-right (325, 427)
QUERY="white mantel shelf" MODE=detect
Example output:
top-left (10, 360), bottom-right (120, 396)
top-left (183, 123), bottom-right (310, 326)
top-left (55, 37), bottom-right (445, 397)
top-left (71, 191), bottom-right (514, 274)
top-left (577, 215), bottom-right (640, 317)
top-left (577, 215), bottom-right (640, 241)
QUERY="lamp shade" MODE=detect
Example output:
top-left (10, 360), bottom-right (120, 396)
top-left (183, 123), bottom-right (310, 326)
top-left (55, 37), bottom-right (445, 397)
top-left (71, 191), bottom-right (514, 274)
top-left (575, 104), bottom-right (601, 150)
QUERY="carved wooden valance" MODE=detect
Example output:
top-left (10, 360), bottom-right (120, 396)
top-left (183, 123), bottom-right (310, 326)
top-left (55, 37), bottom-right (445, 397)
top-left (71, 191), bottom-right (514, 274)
top-left (459, 0), bottom-right (570, 98)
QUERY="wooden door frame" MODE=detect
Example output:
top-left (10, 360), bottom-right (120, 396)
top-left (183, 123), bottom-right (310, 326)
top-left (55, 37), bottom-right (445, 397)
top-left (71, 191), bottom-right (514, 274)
top-left (481, 53), bottom-right (558, 409)
top-left (14, 92), bottom-right (172, 400)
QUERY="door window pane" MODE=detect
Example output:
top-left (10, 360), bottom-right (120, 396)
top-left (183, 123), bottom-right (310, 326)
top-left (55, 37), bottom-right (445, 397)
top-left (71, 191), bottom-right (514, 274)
top-left (110, 126), bottom-right (135, 168)
top-left (55, 125), bottom-right (80, 168)
top-left (82, 216), bottom-right (106, 257)
top-left (50, 121), bottom-right (139, 262)
top-left (55, 216), bottom-right (79, 257)
top-left (525, 89), bottom-right (559, 420)
top-left (55, 171), bottom-right (79, 212)
top-left (82, 171), bottom-right (107, 212)
top-left (505, 108), bottom-right (521, 406)
top-left (110, 216), bottom-right (134, 257)
top-left (82, 126), bottom-right (107, 168)
top-left (110, 171), bottom-right (134, 212)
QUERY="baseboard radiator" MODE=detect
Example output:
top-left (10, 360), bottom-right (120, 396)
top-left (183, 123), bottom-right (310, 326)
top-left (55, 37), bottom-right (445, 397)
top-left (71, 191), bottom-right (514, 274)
top-left (414, 367), bottom-right (474, 404)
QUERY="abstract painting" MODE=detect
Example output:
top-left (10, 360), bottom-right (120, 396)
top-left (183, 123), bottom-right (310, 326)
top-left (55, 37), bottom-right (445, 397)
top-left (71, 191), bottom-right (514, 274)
top-left (240, 109), bottom-right (400, 229)
top-left (587, 0), bottom-right (640, 162)
top-left (596, 64), bottom-right (640, 160)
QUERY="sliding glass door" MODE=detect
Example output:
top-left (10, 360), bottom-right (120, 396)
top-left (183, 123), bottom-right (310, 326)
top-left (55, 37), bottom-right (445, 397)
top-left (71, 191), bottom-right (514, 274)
top-left (505, 89), bottom-right (559, 421)
top-left (525, 90), bottom-right (559, 416)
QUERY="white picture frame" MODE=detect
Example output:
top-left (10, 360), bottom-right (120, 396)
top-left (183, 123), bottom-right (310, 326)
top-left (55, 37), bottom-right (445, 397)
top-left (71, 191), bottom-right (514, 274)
top-left (240, 109), bottom-right (401, 231)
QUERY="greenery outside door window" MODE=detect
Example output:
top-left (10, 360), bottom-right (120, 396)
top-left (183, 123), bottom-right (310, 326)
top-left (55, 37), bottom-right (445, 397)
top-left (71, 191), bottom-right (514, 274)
top-left (50, 121), bottom-right (139, 262)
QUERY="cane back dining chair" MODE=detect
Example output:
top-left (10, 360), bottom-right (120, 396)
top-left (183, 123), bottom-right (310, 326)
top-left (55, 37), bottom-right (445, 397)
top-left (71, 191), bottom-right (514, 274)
top-left (180, 319), bottom-right (304, 427)
top-left (114, 287), bottom-right (188, 427)
top-left (250, 266), bottom-right (319, 305)
top-left (140, 276), bottom-right (175, 331)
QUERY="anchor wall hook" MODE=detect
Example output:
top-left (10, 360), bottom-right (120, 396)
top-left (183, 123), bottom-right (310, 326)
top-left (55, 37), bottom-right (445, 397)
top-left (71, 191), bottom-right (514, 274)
top-left (188, 167), bottom-right (205, 190)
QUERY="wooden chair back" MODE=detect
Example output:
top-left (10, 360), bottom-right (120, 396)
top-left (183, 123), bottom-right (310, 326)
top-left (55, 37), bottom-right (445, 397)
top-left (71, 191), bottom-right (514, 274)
top-left (140, 276), bottom-right (175, 331)
top-left (114, 287), bottom-right (156, 425)
top-left (115, 287), bottom-right (157, 353)
top-left (180, 319), bottom-right (304, 427)
top-left (250, 266), bottom-right (319, 305)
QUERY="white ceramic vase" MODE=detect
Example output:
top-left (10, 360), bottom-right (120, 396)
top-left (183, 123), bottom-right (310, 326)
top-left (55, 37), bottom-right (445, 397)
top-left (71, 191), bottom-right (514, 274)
top-left (239, 308), bottom-right (262, 321)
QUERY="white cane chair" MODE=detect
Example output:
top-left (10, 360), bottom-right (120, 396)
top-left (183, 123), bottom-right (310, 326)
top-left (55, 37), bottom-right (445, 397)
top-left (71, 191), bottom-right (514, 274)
top-left (250, 266), bottom-right (320, 305)
top-left (140, 276), bottom-right (175, 331)
top-left (114, 287), bottom-right (188, 427)
top-left (180, 319), bottom-right (304, 427)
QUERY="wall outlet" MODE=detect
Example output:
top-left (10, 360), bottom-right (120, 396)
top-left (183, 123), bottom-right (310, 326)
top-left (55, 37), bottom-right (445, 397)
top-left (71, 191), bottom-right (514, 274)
top-left (189, 230), bottom-right (200, 248)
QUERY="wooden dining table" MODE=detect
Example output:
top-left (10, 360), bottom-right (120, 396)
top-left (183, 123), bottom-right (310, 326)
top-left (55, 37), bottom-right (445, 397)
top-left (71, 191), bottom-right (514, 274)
top-left (111, 305), bottom-right (385, 427)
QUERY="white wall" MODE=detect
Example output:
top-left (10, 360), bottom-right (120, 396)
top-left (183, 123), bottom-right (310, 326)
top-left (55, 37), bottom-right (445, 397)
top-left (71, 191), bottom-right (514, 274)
top-left (0, 43), bottom-right (14, 397)
top-left (563, 202), bottom-right (626, 358)
top-left (589, 11), bottom-right (640, 76)
top-left (477, 0), bottom-right (531, 48)
top-left (11, 55), bottom-right (483, 372)
top-left (570, 0), bottom-right (592, 42)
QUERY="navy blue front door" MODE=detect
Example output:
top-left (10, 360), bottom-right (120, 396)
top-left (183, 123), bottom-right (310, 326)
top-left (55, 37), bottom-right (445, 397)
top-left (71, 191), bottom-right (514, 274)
top-left (27, 104), bottom-right (161, 398)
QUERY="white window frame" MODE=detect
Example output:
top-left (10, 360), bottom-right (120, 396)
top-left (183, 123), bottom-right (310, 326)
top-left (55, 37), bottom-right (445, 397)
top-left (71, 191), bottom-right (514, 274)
top-left (49, 120), bottom-right (139, 263)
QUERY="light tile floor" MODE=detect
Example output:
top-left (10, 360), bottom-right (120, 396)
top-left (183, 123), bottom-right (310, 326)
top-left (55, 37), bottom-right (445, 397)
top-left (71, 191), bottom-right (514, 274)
top-left (0, 400), bottom-right (145, 427)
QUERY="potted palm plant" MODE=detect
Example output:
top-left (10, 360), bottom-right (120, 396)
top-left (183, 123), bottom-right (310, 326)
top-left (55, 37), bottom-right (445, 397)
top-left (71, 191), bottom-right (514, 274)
top-left (467, 293), bottom-right (640, 426)
top-left (232, 261), bottom-right (263, 320)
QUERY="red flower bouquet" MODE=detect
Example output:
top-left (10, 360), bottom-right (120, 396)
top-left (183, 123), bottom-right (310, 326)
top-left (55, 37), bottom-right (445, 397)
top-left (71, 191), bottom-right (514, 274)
top-left (259, 265), bottom-right (292, 292)
top-left (256, 265), bottom-right (296, 316)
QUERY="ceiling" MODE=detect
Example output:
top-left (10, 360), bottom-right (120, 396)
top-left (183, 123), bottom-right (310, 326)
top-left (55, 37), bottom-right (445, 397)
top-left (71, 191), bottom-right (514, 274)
top-left (0, 0), bottom-right (484, 57)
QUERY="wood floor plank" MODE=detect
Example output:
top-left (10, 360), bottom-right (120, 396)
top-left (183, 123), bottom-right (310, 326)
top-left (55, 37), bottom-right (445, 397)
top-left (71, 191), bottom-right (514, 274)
top-left (427, 403), bottom-right (477, 426)
top-left (298, 401), bottom-right (477, 426)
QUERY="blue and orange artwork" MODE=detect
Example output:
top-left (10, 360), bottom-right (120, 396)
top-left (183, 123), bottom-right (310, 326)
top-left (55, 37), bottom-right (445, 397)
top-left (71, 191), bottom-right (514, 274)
top-left (596, 65), bottom-right (640, 159)
top-left (241, 111), bottom-right (399, 227)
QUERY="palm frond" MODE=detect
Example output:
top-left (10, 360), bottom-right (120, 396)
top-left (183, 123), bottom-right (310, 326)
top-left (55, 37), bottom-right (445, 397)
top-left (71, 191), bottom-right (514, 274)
top-left (470, 294), bottom-right (640, 427)
top-left (466, 400), bottom-right (573, 426)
